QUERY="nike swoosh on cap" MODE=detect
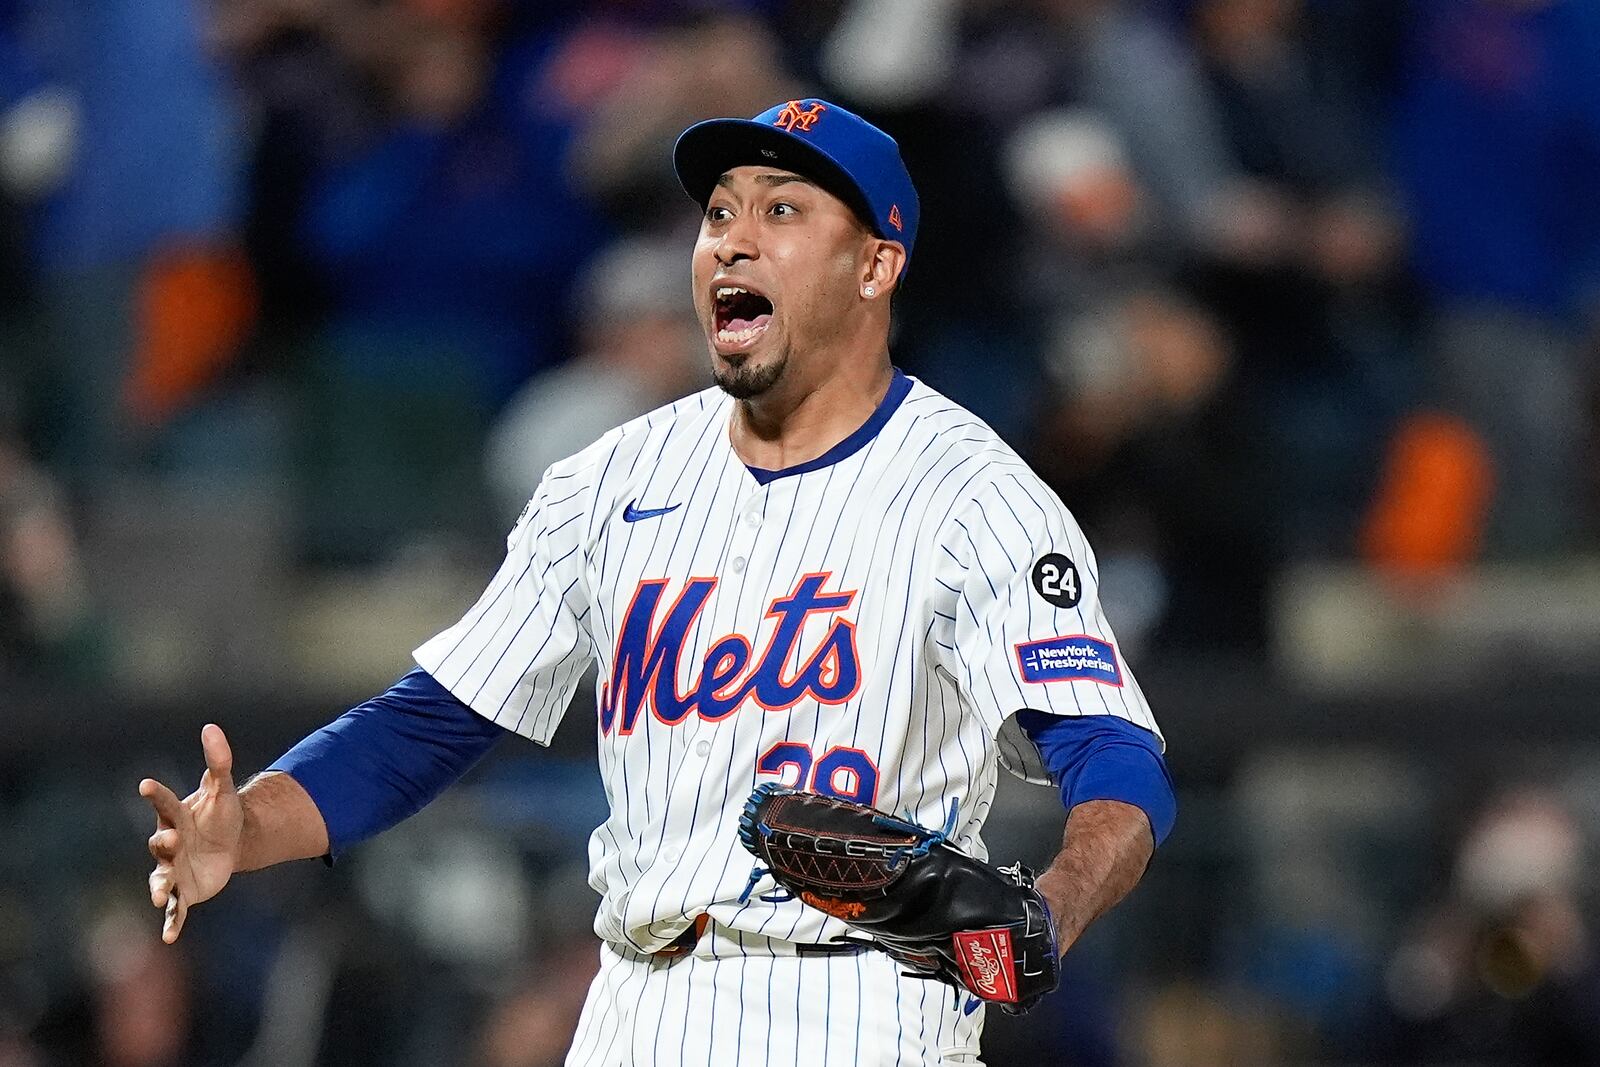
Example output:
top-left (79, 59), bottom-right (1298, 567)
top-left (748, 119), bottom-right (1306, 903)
top-left (623, 500), bottom-right (682, 522)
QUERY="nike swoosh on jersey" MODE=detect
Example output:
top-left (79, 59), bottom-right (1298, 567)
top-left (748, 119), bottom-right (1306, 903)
top-left (623, 500), bottom-right (682, 522)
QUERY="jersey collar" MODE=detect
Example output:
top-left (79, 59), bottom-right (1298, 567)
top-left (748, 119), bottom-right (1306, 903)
top-left (742, 368), bottom-right (912, 486)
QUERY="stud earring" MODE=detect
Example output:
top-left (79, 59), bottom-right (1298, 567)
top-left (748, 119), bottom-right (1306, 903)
top-left (863, 285), bottom-right (876, 298)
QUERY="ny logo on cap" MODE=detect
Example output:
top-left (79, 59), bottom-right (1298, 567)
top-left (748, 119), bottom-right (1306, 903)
top-left (888, 204), bottom-right (903, 231)
top-left (773, 100), bottom-right (826, 133)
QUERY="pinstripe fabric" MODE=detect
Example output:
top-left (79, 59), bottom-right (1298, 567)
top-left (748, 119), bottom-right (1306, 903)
top-left (413, 376), bottom-right (1159, 1061)
top-left (564, 941), bottom-right (982, 1067)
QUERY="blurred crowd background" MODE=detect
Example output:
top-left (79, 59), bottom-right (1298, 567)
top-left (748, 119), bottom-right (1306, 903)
top-left (3, 0), bottom-right (1600, 1064)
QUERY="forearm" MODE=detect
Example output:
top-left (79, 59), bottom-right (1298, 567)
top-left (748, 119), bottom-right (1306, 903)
top-left (1034, 798), bottom-right (1154, 951)
top-left (234, 770), bottom-right (330, 872)
top-left (266, 668), bottom-right (504, 857)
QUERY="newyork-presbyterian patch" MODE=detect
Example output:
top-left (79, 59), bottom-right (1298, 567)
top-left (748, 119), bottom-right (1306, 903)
top-left (1014, 635), bottom-right (1123, 686)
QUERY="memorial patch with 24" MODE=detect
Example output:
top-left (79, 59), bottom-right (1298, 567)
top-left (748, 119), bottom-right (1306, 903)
top-left (1030, 553), bottom-right (1081, 609)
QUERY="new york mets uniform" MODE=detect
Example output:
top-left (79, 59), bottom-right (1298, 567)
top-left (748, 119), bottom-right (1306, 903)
top-left (413, 370), bottom-right (1161, 1066)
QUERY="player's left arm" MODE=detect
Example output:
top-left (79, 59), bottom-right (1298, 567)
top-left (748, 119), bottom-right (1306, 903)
top-left (936, 471), bottom-right (1175, 951)
top-left (1038, 798), bottom-right (1156, 952)
top-left (1017, 709), bottom-right (1175, 949)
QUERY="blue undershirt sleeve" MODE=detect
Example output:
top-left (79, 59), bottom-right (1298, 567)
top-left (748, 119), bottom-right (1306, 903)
top-left (267, 666), bottom-right (508, 859)
top-left (1014, 710), bottom-right (1177, 846)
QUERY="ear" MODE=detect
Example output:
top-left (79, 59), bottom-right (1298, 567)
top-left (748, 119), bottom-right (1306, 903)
top-left (860, 239), bottom-right (907, 300)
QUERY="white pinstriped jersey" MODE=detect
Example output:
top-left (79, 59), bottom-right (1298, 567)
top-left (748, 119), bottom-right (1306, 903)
top-left (414, 371), bottom-right (1160, 956)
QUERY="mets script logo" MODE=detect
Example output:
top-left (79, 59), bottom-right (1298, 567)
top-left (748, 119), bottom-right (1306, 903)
top-left (773, 100), bottom-right (827, 133)
top-left (600, 573), bottom-right (861, 735)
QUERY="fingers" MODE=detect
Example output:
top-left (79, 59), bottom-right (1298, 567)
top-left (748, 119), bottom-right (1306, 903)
top-left (149, 867), bottom-right (189, 942)
top-left (162, 891), bottom-right (188, 944)
top-left (139, 778), bottom-right (184, 829)
top-left (148, 827), bottom-right (180, 861)
top-left (141, 725), bottom-right (231, 946)
top-left (200, 723), bottom-right (236, 795)
top-left (149, 865), bottom-right (175, 909)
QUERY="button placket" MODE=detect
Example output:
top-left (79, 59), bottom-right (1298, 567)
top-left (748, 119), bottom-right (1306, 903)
top-left (726, 488), bottom-right (765, 588)
top-left (673, 490), bottom-right (763, 767)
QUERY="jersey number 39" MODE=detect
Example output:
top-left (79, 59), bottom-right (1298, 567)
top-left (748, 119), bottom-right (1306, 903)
top-left (757, 742), bottom-right (879, 806)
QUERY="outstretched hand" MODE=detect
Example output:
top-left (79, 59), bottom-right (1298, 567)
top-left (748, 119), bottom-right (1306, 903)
top-left (139, 724), bottom-right (244, 944)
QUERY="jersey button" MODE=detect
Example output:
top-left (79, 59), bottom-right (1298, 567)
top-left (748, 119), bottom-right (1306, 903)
top-left (731, 556), bottom-right (745, 573)
top-left (695, 740), bottom-right (711, 757)
top-left (744, 512), bottom-right (761, 529)
top-left (662, 847), bottom-right (680, 863)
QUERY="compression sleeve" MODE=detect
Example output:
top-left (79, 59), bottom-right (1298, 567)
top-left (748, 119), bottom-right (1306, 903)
top-left (268, 666), bottom-right (507, 858)
top-left (1015, 710), bottom-right (1176, 846)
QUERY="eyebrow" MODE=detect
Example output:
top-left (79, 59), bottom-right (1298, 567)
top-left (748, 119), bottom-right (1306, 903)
top-left (714, 172), bottom-right (819, 190)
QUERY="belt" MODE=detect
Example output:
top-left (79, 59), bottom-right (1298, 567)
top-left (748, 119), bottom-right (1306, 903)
top-left (651, 915), bottom-right (710, 959)
top-left (650, 916), bottom-right (866, 960)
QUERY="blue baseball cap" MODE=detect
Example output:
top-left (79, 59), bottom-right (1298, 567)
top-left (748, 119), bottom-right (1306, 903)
top-left (673, 99), bottom-right (919, 277)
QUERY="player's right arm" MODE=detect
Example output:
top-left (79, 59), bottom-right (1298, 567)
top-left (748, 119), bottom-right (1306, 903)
top-left (139, 667), bottom-right (507, 944)
top-left (140, 448), bottom-right (602, 943)
top-left (140, 727), bottom-right (329, 944)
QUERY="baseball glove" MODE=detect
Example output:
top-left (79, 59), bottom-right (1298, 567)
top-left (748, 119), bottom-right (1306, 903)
top-left (736, 783), bottom-right (1060, 1014)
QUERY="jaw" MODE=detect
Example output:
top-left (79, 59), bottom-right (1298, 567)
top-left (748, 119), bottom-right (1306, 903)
top-left (711, 342), bottom-right (789, 400)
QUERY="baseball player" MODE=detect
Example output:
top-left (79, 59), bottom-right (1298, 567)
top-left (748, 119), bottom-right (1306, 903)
top-left (139, 99), bottom-right (1175, 1065)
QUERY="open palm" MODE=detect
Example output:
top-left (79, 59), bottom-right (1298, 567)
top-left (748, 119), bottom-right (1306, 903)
top-left (139, 724), bottom-right (244, 943)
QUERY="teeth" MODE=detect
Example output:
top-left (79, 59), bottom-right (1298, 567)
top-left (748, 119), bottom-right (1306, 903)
top-left (715, 286), bottom-right (750, 299)
top-left (717, 323), bottom-right (768, 344)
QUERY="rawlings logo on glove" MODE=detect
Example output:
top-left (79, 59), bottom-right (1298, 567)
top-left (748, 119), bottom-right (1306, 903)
top-left (737, 783), bottom-right (1060, 1014)
top-left (953, 930), bottom-right (1015, 1002)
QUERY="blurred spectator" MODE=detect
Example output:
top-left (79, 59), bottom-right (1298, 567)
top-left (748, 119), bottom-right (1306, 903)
top-left (1002, 109), bottom-right (1167, 316)
top-left (121, 244), bottom-right (260, 432)
top-left (299, 0), bottom-right (602, 400)
top-left (1376, 789), bottom-right (1600, 1064)
top-left (819, 0), bottom-right (961, 108)
top-left (0, 391), bottom-right (95, 675)
top-left (473, 937), bottom-right (600, 1067)
top-left (0, 5), bottom-right (52, 322)
top-left (293, 0), bottom-right (608, 562)
top-left (569, 8), bottom-right (800, 227)
top-left (1029, 0), bottom-right (1280, 258)
top-left (1031, 285), bottom-right (1270, 650)
top-left (820, 1), bottom-right (1259, 456)
top-left (1191, 0), bottom-right (1378, 220)
top-left (485, 235), bottom-right (703, 522)
top-left (1393, 0), bottom-right (1600, 555)
top-left (211, 0), bottom-right (394, 330)
top-left (1181, 0), bottom-right (1417, 557)
top-left (19, 0), bottom-right (247, 478)
top-left (85, 904), bottom-right (192, 1067)
top-left (1358, 410), bottom-right (1496, 580)
top-left (850, 0), bottom-right (1417, 648)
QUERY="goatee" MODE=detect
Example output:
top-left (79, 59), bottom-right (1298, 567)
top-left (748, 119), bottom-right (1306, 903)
top-left (712, 352), bottom-right (787, 399)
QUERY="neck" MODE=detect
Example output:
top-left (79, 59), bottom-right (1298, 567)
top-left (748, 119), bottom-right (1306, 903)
top-left (729, 350), bottom-right (895, 472)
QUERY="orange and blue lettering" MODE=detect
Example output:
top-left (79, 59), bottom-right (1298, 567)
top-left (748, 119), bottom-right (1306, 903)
top-left (772, 100), bottom-right (827, 134)
top-left (600, 573), bottom-right (862, 734)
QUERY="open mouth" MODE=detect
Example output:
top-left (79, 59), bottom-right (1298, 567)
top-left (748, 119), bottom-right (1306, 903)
top-left (712, 284), bottom-right (774, 348)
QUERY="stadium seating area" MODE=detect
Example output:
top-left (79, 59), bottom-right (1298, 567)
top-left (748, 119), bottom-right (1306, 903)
top-left (2, 2), bottom-right (1598, 1064)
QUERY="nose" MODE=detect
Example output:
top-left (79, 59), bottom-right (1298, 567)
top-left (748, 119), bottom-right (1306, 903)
top-left (715, 211), bottom-right (759, 267)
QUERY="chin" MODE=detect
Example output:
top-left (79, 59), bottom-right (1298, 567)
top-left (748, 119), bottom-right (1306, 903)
top-left (712, 348), bottom-right (788, 399)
